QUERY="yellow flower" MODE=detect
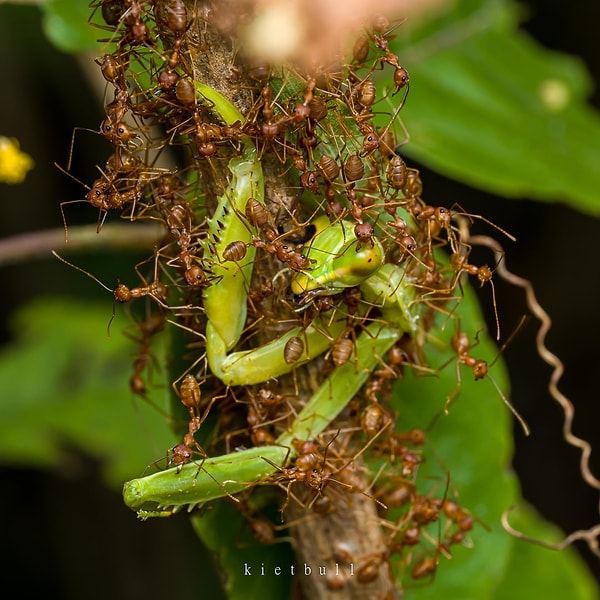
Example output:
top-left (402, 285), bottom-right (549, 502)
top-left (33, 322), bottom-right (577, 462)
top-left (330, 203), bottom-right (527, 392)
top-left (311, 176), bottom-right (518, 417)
top-left (0, 137), bottom-right (34, 184)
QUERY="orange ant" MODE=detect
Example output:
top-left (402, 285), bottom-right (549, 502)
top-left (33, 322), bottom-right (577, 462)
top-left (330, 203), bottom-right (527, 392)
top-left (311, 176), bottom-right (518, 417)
top-left (283, 335), bottom-right (305, 365)
top-left (440, 323), bottom-right (531, 436)
top-left (231, 496), bottom-right (295, 546)
top-left (261, 432), bottom-right (386, 520)
top-left (242, 83), bottom-right (296, 162)
top-left (341, 78), bottom-right (381, 157)
top-left (255, 386), bottom-right (297, 420)
top-left (51, 251), bottom-right (123, 334)
top-left (242, 197), bottom-right (313, 272)
top-left (449, 249), bottom-right (502, 340)
top-left (446, 219), bottom-right (515, 341)
top-left (125, 309), bottom-right (165, 399)
top-left (373, 34), bottom-right (410, 100)
top-left (166, 373), bottom-right (219, 472)
top-left (403, 494), bottom-right (486, 584)
top-left (364, 342), bottom-right (408, 405)
top-left (155, 0), bottom-right (190, 78)
top-left (55, 147), bottom-right (165, 238)
top-left (329, 330), bottom-right (355, 367)
top-left (149, 174), bottom-right (215, 287)
top-left (113, 278), bottom-right (168, 304)
top-left (100, 0), bottom-right (153, 47)
top-left (51, 250), bottom-right (194, 321)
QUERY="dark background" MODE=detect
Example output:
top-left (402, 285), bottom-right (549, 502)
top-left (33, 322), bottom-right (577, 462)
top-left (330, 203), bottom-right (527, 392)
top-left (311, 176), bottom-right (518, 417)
top-left (0, 1), bottom-right (598, 597)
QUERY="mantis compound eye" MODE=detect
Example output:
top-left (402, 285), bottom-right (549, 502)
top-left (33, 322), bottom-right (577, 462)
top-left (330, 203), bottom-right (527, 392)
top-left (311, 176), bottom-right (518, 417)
top-left (290, 217), bottom-right (384, 296)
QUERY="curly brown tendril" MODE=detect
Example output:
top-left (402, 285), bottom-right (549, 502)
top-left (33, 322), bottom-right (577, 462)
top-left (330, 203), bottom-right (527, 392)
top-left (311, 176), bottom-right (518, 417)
top-left (469, 234), bottom-right (600, 555)
top-left (469, 235), bottom-right (600, 493)
top-left (501, 506), bottom-right (600, 558)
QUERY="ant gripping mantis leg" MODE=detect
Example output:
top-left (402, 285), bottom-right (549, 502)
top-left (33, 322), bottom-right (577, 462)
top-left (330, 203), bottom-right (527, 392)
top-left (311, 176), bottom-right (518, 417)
top-left (123, 86), bottom-right (421, 518)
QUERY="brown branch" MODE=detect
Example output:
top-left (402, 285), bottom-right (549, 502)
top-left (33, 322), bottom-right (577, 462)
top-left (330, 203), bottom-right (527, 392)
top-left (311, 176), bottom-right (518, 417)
top-left (0, 223), bottom-right (163, 267)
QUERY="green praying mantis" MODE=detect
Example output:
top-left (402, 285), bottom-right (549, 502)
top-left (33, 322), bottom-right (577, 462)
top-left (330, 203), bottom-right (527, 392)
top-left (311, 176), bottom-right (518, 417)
top-left (123, 82), bottom-right (422, 518)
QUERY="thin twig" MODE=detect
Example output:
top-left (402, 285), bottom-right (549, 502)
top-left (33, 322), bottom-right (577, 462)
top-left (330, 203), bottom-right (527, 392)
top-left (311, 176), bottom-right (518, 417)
top-left (0, 223), bottom-right (163, 267)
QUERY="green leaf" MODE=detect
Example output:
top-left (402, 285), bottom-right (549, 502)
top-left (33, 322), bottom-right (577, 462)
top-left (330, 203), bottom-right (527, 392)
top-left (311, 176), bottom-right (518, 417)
top-left (493, 503), bottom-right (598, 600)
top-left (387, 281), bottom-right (597, 598)
top-left (389, 283), bottom-right (515, 598)
top-left (385, 0), bottom-right (600, 216)
top-left (41, 0), bottom-right (101, 53)
top-left (0, 297), bottom-right (176, 488)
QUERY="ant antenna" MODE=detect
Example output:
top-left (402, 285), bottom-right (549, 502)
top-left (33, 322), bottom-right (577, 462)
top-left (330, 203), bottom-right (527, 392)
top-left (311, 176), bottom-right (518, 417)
top-left (52, 250), bottom-right (117, 335)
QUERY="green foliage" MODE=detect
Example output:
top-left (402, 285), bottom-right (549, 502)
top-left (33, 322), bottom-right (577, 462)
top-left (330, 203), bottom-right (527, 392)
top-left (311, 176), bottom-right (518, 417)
top-left (41, 0), bottom-right (100, 53)
top-left (41, 0), bottom-right (600, 214)
top-left (392, 284), bottom-right (516, 597)
top-left (0, 298), bottom-right (176, 488)
top-left (391, 286), bottom-right (596, 599)
top-left (387, 0), bottom-right (600, 215)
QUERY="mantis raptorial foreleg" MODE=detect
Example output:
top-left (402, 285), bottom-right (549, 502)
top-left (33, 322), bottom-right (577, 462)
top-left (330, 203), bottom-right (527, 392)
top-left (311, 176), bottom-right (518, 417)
top-left (125, 253), bottom-right (418, 516)
top-left (124, 214), bottom-right (418, 516)
top-left (207, 316), bottom-right (348, 386)
top-left (197, 83), bottom-right (264, 352)
top-left (203, 149), bottom-right (263, 352)
top-left (196, 86), bottom-right (352, 384)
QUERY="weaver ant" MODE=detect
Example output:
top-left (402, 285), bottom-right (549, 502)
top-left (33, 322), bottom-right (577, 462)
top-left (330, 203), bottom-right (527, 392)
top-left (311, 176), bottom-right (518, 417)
top-left (125, 309), bottom-right (165, 400)
top-left (439, 323), bottom-right (530, 436)
top-left (260, 431), bottom-right (386, 520)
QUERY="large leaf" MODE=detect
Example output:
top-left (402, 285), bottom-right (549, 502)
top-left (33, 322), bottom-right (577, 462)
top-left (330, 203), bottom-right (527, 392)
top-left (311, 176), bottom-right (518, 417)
top-left (0, 297), bottom-right (176, 487)
top-left (386, 0), bottom-right (600, 215)
top-left (381, 280), bottom-right (515, 597)
top-left (388, 283), bottom-right (596, 598)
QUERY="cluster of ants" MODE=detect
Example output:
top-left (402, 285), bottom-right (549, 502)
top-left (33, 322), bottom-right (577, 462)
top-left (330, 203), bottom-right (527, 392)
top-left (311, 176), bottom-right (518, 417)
top-left (64, 0), bottom-right (535, 594)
